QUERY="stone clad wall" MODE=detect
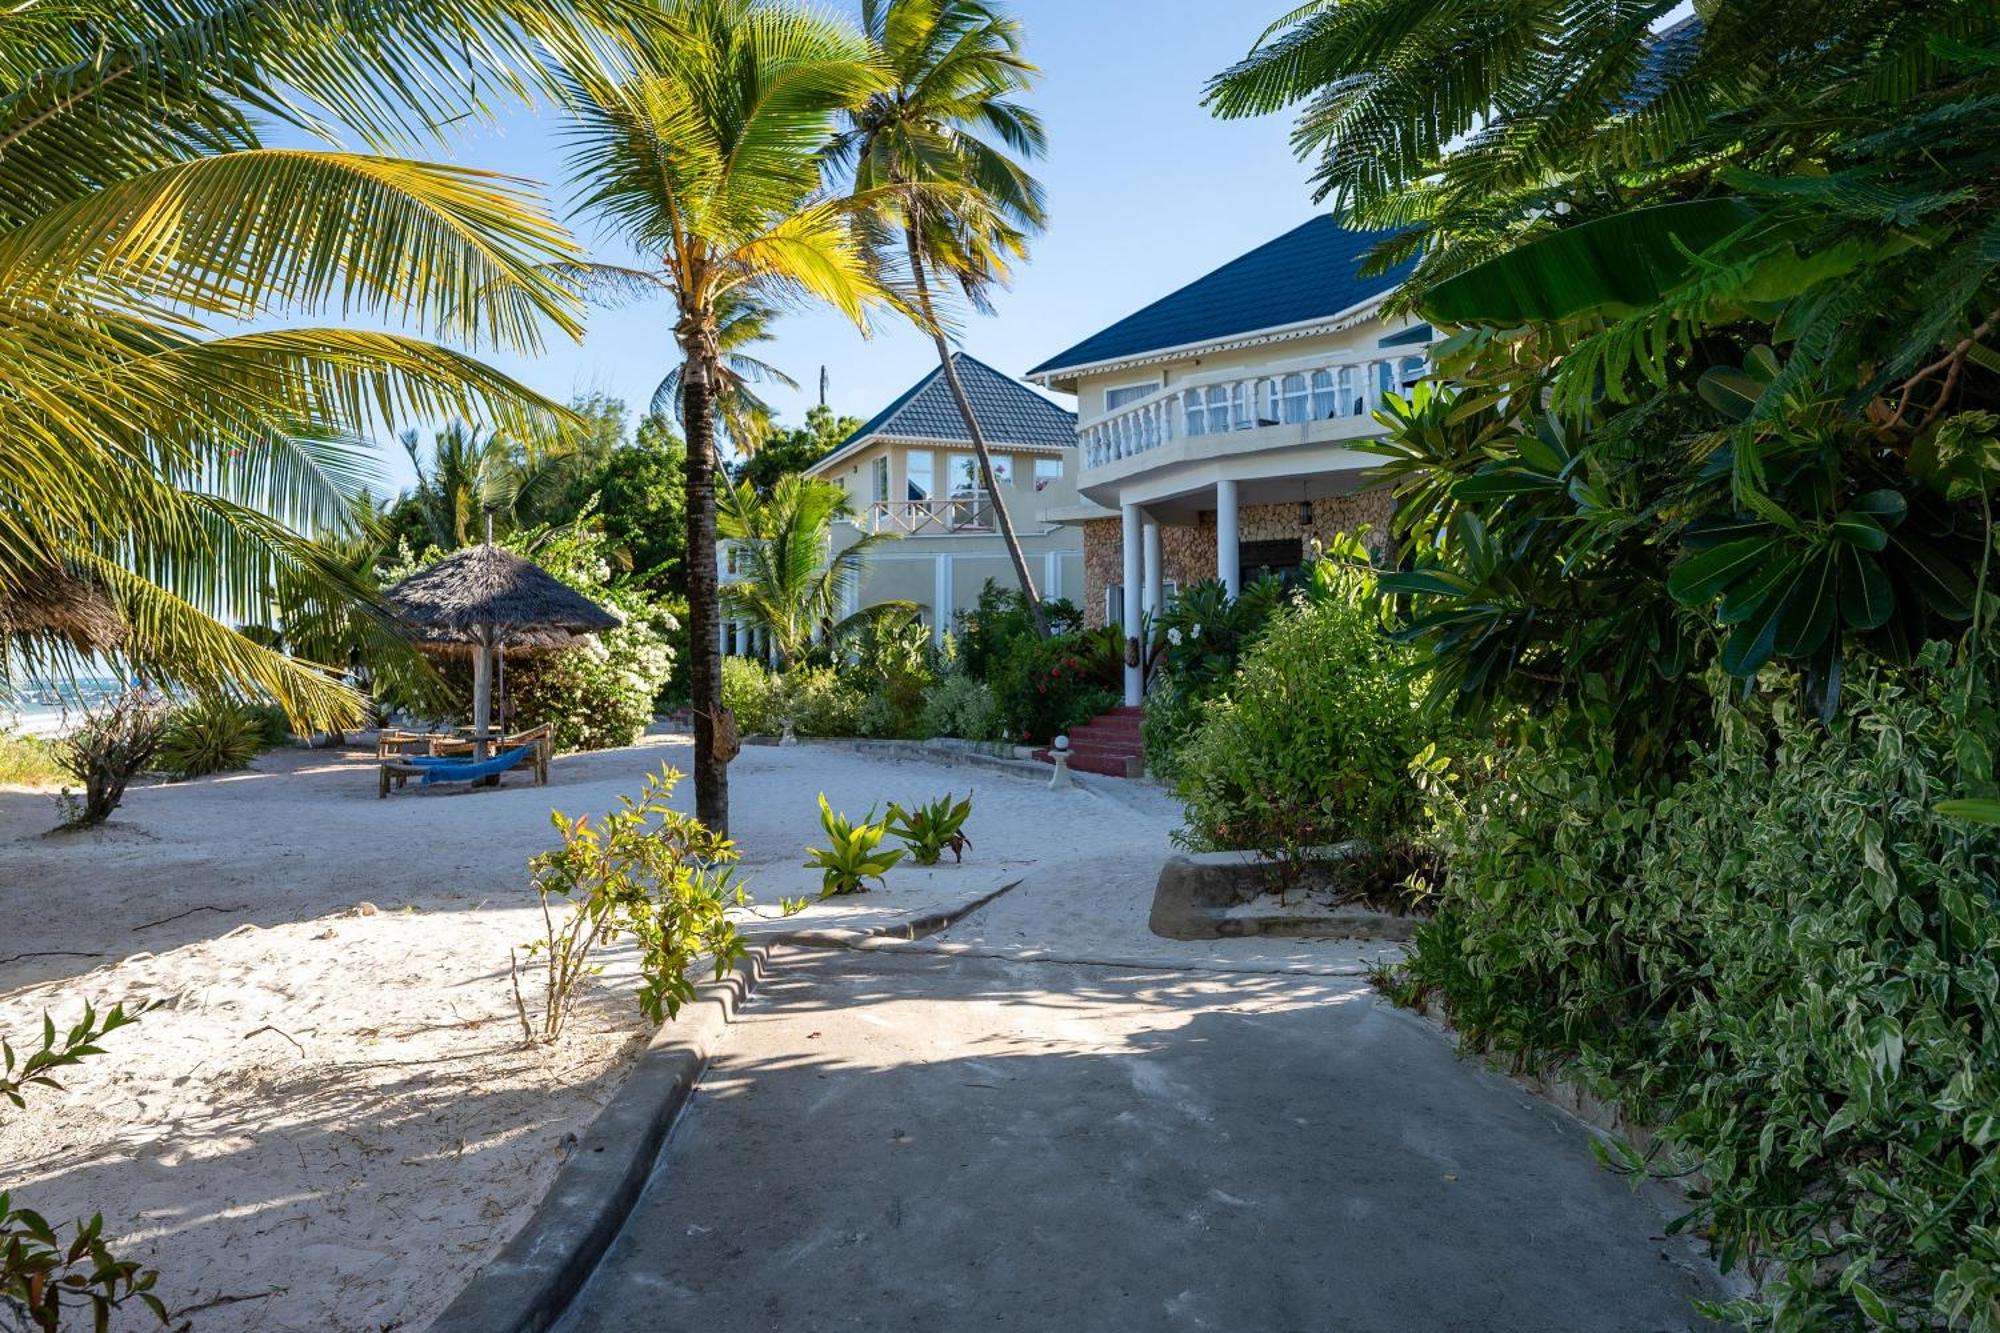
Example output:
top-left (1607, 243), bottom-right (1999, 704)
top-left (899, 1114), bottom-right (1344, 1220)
top-left (1078, 488), bottom-right (1394, 627)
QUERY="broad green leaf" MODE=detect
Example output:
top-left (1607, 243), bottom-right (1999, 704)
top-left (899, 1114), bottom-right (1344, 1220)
top-left (1837, 548), bottom-right (1896, 630)
top-left (1775, 553), bottom-right (1838, 657)
top-left (1698, 367), bottom-right (1764, 422)
top-left (1828, 513), bottom-right (1888, 551)
top-left (1668, 537), bottom-right (1779, 605)
top-left (1421, 200), bottom-right (1764, 325)
top-left (1888, 531), bottom-right (1977, 620)
top-left (1937, 798), bottom-right (2000, 825)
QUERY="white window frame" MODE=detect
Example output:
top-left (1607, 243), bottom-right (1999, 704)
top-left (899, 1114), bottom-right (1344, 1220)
top-left (872, 454), bottom-right (890, 504)
top-left (906, 448), bottom-right (935, 502)
top-left (1103, 380), bottom-right (1160, 414)
top-left (1033, 456), bottom-right (1064, 492)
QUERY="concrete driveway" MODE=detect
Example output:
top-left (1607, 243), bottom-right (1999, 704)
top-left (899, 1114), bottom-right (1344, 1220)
top-left (556, 946), bottom-right (1722, 1332)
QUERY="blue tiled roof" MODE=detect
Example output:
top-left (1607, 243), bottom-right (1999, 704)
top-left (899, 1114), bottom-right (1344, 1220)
top-left (828, 353), bottom-right (1077, 458)
top-left (1027, 217), bottom-right (1415, 381)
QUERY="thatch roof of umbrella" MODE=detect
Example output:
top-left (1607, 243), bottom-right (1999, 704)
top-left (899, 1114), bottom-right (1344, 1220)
top-left (383, 544), bottom-right (621, 649)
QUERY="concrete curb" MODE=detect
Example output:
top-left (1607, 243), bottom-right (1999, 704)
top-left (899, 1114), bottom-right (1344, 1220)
top-left (427, 880), bottom-right (1022, 1333)
top-left (426, 945), bottom-right (771, 1333)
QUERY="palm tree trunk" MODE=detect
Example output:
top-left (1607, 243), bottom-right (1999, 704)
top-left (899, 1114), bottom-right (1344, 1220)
top-left (905, 227), bottom-right (1049, 638)
top-left (679, 327), bottom-right (730, 836)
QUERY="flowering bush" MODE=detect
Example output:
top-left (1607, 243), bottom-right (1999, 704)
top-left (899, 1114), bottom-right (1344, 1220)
top-left (991, 626), bottom-right (1121, 744)
top-left (917, 674), bottom-right (1003, 741)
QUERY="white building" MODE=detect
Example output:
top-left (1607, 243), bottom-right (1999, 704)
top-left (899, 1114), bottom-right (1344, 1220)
top-left (720, 353), bottom-right (1085, 657)
top-left (1025, 216), bottom-right (1433, 704)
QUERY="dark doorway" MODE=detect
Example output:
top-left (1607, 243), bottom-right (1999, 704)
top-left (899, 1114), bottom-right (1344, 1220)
top-left (1240, 538), bottom-right (1304, 588)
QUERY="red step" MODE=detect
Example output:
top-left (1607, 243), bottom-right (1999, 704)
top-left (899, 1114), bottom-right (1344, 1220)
top-left (1032, 705), bottom-right (1147, 778)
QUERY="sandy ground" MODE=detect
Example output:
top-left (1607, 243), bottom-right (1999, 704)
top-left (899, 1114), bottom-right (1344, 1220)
top-left (0, 732), bottom-right (1190, 1332)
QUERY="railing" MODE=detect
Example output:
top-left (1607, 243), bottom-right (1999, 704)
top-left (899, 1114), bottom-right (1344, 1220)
top-left (1079, 352), bottom-right (1431, 470)
top-left (860, 497), bottom-right (997, 535)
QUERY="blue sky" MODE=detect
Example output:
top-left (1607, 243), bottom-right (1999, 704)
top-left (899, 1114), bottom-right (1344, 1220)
top-left (354, 0), bottom-right (1326, 491)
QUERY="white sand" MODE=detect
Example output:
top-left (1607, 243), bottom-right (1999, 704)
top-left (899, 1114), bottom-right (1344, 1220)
top-left (0, 731), bottom-right (1197, 1331)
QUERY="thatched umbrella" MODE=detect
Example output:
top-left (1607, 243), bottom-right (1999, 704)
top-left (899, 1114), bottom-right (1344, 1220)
top-left (383, 523), bottom-right (620, 758)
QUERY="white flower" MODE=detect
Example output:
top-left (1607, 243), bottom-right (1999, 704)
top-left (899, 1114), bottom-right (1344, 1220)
top-left (1190, 623), bottom-right (1203, 640)
top-left (1167, 626), bottom-right (1183, 646)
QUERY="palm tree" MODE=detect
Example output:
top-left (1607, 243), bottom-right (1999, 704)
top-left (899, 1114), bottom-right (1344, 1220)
top-left (0, 0), bottom-right (630, 730)
top-left (652, 291), bottom-right (800, 457)
top-left (559, 0), bottom-right (892, 832)
top-left (718, 476), bottom-right (913, 665)
top-left (839, 0), bottom-right (1053, 635)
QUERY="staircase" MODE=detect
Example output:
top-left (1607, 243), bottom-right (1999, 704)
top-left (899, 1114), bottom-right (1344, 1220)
top-left (1034, 706), bottom-right (1145, 778)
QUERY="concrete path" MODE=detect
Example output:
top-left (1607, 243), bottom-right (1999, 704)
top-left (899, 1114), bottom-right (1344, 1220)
top-left (557, 939), bottom-right (1724, 1331)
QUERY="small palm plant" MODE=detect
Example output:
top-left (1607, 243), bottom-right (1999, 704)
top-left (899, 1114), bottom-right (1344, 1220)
top-left (805, 794), bottom-right (904, 895)
top-left (887, 792), bottom-right (974, 865)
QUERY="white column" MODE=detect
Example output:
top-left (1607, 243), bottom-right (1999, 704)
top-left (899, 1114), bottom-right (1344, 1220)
top-left (1216, 478), bottom-right (1241, 597)
top-left (734, 622), bottom-right (750, 657)
top-left (1044, 550), bottom-right (1061, 602)
top-left (933, 555), bottom-right (953, 648)
top-left (1143, 519), bottom-right (1164, 618)
top-left (1121, 502), bottom-right (1143, 706)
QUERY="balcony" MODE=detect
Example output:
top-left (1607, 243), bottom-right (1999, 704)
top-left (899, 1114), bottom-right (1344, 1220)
top-left (1079, 352), bottom-right (1428, 476)
top-left (856, 497), bottom-right (998, 536)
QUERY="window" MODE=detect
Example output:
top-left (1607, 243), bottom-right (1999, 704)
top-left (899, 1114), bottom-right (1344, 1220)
top-left (906, 449), bottom-right (934, 501)
top-left (1398, 355), bottom-right (1427, 390)
top-left (989, 454), bottom-right (1014, 487)
top-left (1281, 373), bottom-right (1310, 425)
top-left (947, 452), bottom-right (1009, 494)
top-left (1182, 389), bottom-right (1208, 436)
top-left (1375, 361), bottom-right (1396, 400)
top-left (1342, 365), bottom-right (1364, 416)
top-left (1230, 382), bottom-right (1252, 431)
top-left (872, 455), bottom-right (889, 504)
top-left (1034, 456), bottom-right (1063, 491)
top-left (1104, 382), bottom-right (1158, 413)
top-left (1311, 369), bottom-right (1337, 419)
top-left (1204, 386), bottom-right (1230, 434)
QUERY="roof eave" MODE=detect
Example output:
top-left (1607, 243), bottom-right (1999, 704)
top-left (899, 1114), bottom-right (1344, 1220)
top-left (1026, 292), bottom-right (1396, 393)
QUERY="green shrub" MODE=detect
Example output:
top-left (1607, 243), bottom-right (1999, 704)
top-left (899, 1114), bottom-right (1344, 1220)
top-left (804, 794), bottom-right (903, 895)
top-left (886, 792), bottom-right (973, 865)
top-left (721, 657), bottom-right (778, 735)
top-left (513, 766), bottom-right (792, 1042)
top-left (1391, 643), bottom-right (2000, 1329)
top-left (0, 733), bottom-right (65, 788)
top-left (778, 666), bottom-right (864, 738)
top-left (991, 625), bottom-right (1121, 745)
top-left (1173, 566), bottom-right (1432, 880)
top-left (157, 695), bottom-right (262, 779)
top-left (918, 675), bottom-right (1002, 742)
top-left (1142, 574), bottom-right (1289, 779)
top-left (240, 702), bottom-right (293, 750)
top-left (843, 611), bottom-right (938, 739)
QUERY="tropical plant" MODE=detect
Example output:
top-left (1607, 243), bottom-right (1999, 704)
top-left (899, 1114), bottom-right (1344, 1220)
top-left (953, 581), bottom-right (1082, 684)
top-left (513, 766), bottom-right (794, 1043)
top-left (990, 625), bottom-right (1121, 745)
top-left (54, 692), bottom-right (166, 827)
top-left (917, 673), bottom-right (1002, 741)
top-left (846, 608), bottom-right (941, 738)
top-left (839, 0), bottom-right (1054, 635)
top-left (774, 667), bottom-right (866, 738)
top-left (1388, 637), bottom-right (2000, 1331)
top-left (1141, 574), bottom-right (1290, 777)
top-left (805, 794), bottom-right (904, 895)
top-left (1173, 561), bottom-right (1436, 889)
top-left (559, 0), bottom-right (892, 834)
top-left (886, 792), bottom-right (973, 865)
top-left (718, 475), bottom-right (915, 665)
top-left (156, 696), bottom-right (264, 780)
top-left (721, 657), bottom-right (781, 736)
top-left (731, 404), bottom-right (865, 496)
top-left (0, 0), bottom-right (624, 733)
top-left (3, 1000), bottom-right (163, 1330)
top-left (652, 291), bottom-right (798, 456)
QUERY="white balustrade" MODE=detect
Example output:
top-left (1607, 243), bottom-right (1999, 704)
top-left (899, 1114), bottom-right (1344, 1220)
top-left (860, 497), bottom-right (998, 535)
top-left (1078, 352), bottom-right (1431, 470)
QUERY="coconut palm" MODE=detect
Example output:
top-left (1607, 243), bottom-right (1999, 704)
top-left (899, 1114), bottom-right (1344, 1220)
top-left (558, 0), bottom-right (892, 832)
top-left (0, 0), bottom-right (632, 730)
top-left (718, 475), bottom-right (913, 666)
top-left (651, 291), bottom-right (800, 456)
top-left (838, 0), bottom-right (1052, 635)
